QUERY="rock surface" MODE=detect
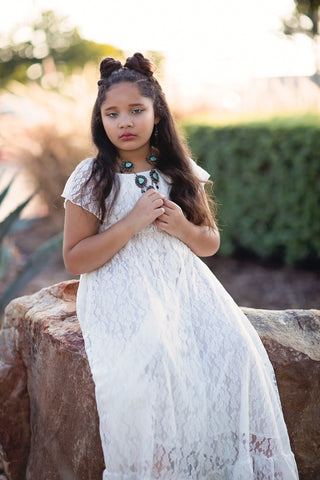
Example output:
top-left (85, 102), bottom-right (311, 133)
top-left (0, 280), bottom-right (104, 480)
top-left (242, 307), bottom-right (320, 480)
top-left (0, 280), bottom-right (319, 480)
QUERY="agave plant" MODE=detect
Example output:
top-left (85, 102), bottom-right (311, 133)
top-left (0, 174), bottom-right (63, 318)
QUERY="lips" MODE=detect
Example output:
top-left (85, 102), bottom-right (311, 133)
top-left (120, 133), bottom-right (136, 140)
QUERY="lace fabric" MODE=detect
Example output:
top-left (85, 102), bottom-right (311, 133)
top-left (62, 158), bottom-right (299, 480)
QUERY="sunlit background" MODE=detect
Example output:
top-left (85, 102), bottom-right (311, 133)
top-left (1, 0), bottom-right (319, 112)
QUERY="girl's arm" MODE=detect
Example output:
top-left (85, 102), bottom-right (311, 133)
top-left (63, 189), bottom-right (165, 275)
top-left (155, 199), bottom-right (220, 257)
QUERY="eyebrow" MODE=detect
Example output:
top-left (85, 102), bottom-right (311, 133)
top-left (103, 103), bottom-right (145, 111)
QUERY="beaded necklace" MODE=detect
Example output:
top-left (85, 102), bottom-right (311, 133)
top-left (118, 153), bottom-right (160, 193)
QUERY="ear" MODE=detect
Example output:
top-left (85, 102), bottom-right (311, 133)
top-left (154, 116), bottom-right (160, 125)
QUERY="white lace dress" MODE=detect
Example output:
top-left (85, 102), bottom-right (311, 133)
top-left (62, 158), bottom-right (298, 480)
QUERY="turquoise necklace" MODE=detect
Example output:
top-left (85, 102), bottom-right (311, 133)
top-left (118, 153), bottom-right (160, 193)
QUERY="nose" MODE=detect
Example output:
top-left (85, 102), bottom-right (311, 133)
top-left (119, 115), bottom-right (133, 128)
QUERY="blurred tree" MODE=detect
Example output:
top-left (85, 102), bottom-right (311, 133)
top-left (0, 10), bottom-right (124, 88)
top-left (282, 0), bottom-right (320, 73)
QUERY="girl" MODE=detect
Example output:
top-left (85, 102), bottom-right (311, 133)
top-left (62, 53), bottom-right (298, 479)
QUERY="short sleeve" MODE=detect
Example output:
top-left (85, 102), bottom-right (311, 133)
top-left (61, 158), bottom-right (102, 220)
top-left (189, 158), bottom-right (211, 183)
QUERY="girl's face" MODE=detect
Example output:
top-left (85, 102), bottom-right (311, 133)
top-left (100, 82), bottom-right (158, 159)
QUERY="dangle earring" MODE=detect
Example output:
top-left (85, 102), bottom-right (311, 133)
top-left (146, 149), bottom-right (157, 167)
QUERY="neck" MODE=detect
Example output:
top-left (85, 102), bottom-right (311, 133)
top-left (118, 147), bottom-right (158, 174)
top-left (117, 145), bottom-right (150, 165)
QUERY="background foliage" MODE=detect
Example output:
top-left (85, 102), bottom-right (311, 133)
top-left (283, 0), bottom-right (320, 38)
top-left (283, 0), bottom-right (320, 74)
top-left (184, 115), bottom-right (320, 266)
top-left (0, 10), bottom-right (124, 88)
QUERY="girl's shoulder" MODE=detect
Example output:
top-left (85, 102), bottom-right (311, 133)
top-left (188, 158), bottom-right (211, 183)
top-left (69, 157), bottom-right (95, 179)
top-left (63, 157), bottom-right (95, 190)
top-left (61, 158), bottom-right (101, 220)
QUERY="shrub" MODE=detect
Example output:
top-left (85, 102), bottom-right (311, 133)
top-left (184, 117), bottom-right (320, 266)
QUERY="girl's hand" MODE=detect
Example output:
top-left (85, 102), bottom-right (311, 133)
top-left (155, 199), bottom-right (220, 257)
top-left (127, 189), bottom-right (165, 233)
top-left (155, 199), bottom-right (188, 237)
top-left (63, 189), bottom-right (166, 275)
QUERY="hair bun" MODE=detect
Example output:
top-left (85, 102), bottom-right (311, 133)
top-left (124, 52), bottom-right (155, 78)
top-left (99, 57), bottom-right (123, 79)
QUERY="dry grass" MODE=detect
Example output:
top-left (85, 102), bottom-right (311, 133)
top-left (0, 66), bottom-right (97, 227)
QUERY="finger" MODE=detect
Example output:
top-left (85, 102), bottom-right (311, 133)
top-left (154, 194), bottom-right (165, 203)
top-left (145, 189), bottom-right (157, 198)
top-left (162, 205), bottom-right (175, 216)
top-left (155, 207), bottom-right (165, 216)
top-left (155, 218), bottom-right (165, 225)
top-left (163, 199), bottom-right (177, 209)
top-left (157, 205), bottom-right (168, 216)
top-left (156, 213), bottom-right (169, 223)
top-left (146, 191), bottom-right (165, 203)
top-left (153, 192), bottom-right (166, 201)
top-left (145, 188), bottom-right (164, 196)
top-left (153, 198), bottom-right (164, 208)
top-left (155, 218), bottom-right (170, 229)
top-left (143, 191), bottom-right (162, 205)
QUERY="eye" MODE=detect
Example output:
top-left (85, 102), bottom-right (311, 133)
top-left (106, 112), bottom-right (118, 118)
top-left (130, 108), bottom-right (144, 115)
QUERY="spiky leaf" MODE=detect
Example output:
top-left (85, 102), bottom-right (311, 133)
top-left (0, 244), bottom-right (14, 281)
top-left (0, 231), bottom-right (63, 317)
top-left (0, 175), bottom-right (16, 207)
top-left (0, 191), bottom-right (37, 244)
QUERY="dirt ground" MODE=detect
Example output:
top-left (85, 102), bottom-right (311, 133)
top-left (12, 217), bottom-right (320, 310)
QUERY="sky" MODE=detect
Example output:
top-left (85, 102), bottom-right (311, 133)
top-left (0, 0), bottom-right (317, 96)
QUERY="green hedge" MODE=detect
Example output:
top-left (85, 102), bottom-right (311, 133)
top-left (184, 118), bottom-right (320, 266)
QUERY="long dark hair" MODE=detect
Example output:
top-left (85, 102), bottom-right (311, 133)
top-left (88, 52), bottom-right (216, 227)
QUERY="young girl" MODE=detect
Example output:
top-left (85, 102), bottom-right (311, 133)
top-left (62, 53), bottom-right (298, 480)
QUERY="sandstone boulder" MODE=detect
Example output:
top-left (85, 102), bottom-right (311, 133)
top-left (0, 280), bottom-right (104, 480)
top-left (242, 307), bottom-right (320, 479)
top-left (0, 280), bottom-right (319, 479)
